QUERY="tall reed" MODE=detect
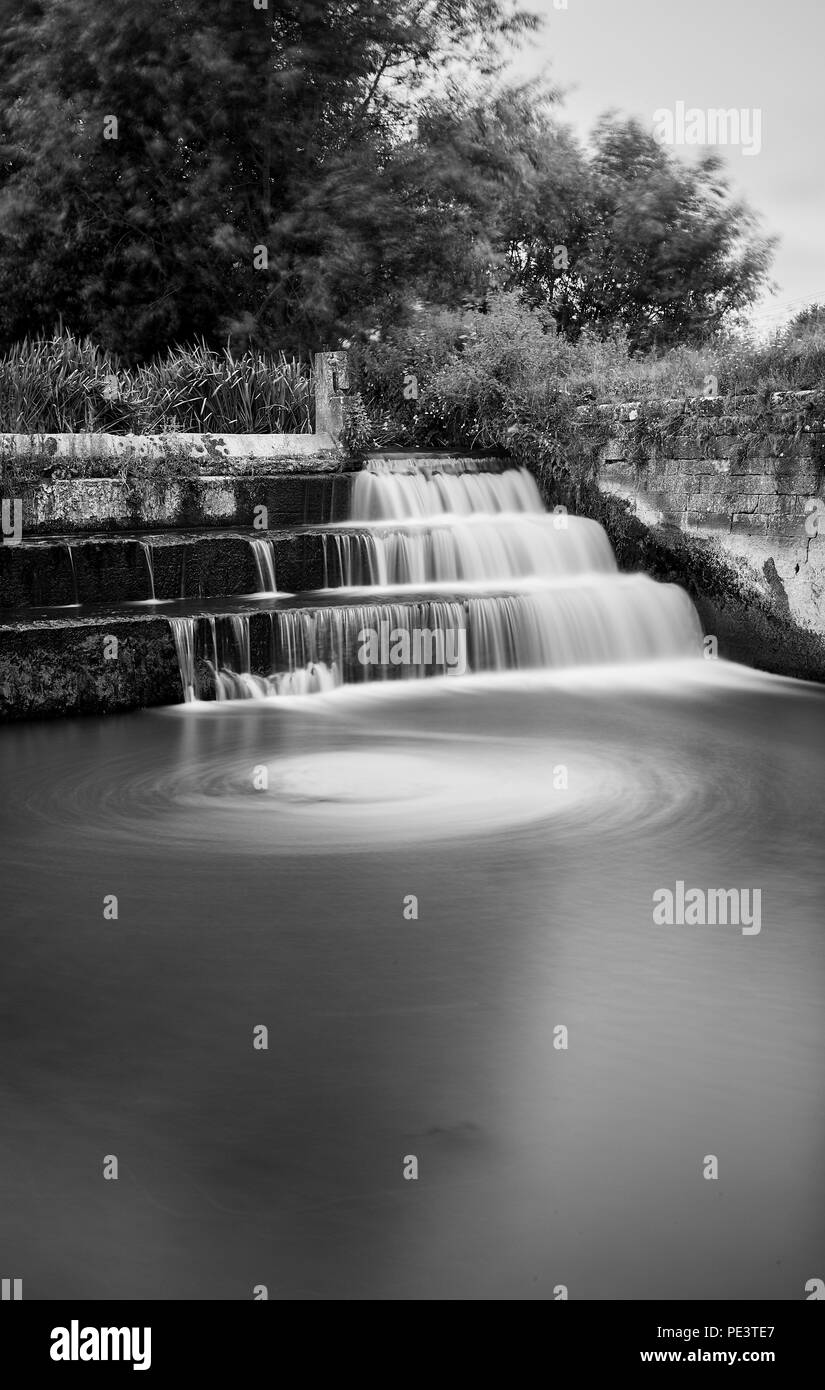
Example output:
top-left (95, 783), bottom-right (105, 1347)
top-left (0, 331), bottom-right (315, 433)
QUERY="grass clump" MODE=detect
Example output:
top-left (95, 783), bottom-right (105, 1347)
top-left (0, 330), bottom-right (314, 434)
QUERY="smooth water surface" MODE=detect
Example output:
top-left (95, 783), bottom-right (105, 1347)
top-left (1, 662), bottom-right (823, 1299)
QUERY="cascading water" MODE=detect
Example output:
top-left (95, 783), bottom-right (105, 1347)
top-left (322, 515), bottom-right (618, 586)
top-left (352, 461), bottom-right (545, 519)
top-left (139, 540), bottom-right (156, 602)
top-left (167, 457), bottom-right (703, 700)
top-left (169, 615), bottom-right (196, 702)
top-left (249, 536), bottom-right (278, 594)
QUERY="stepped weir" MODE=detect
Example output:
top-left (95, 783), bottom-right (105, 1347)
top-left (164, 455), bottom-right (703, 701)
top-left (0, 450), bottom-right (704, 717)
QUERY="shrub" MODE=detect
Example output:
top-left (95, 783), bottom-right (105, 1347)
top-left (350, 294), bottom-right (612, 488)
top-left (340, 392), bottom-right (374, 457)
top-left (349, 292), bottom-right (825, 492)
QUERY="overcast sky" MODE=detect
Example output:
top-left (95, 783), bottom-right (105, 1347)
top-left (509, 0), bottom-right (824, 333)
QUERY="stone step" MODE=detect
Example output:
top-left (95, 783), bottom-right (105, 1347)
top-left (0, 595), bottom-right (463, 720)
top-left (0, 529), bottom-right (331, 608)
top-left (0, 448), bottom-right (521, 715)
top-left (3, 472), bottom-right (354, 536)
top-left (2, 455), bottom-right (513, 539)
top-left (1, 569), bottom-right (633, 624)
top-left (364, 452), bottom-right (508, 474)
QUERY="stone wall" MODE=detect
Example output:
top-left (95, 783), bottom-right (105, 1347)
top-left (585, 391), bottom-right (825, 636)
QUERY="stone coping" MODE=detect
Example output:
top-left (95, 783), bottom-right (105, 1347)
top-left (576, 389), bottom-right (825, 425)
top-left (0, 430), bottom-right (341, 474)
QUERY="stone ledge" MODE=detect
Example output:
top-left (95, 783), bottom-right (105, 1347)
top-left (0, 430), bottom-right (343, 478)
top-left (1, 473), bottom-right (355, 535)
top-left (580, 388), bottom-right (825, 426)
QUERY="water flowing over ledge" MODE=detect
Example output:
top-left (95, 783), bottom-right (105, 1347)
top-left (320, 514), bottom-right (617, 585)
top-left (168, 455), bottom-right (704, 701)
top-left (351, 462), bottom-right (545, 519)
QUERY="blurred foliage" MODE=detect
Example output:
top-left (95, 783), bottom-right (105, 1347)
top-left (504, 115), bottom-right (774, 352)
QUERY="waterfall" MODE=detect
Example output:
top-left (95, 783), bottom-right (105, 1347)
top-left (351, 464), bottom-right (544, 519)
top-left (249, 537), bottom-right (277, 594)
top-left (322, 515), bottom-right (617, 587)
top-left (167, 455), bottom-right (704, 701)
top-left (167, 582), bottom-right (700, 702)
top-left (169, 616), bottom-right (196, 702)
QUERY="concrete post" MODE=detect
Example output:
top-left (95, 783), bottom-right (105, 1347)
top-left (314, 350), bottom-right (350, 444)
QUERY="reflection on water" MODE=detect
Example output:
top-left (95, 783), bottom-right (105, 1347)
top-left (1, 662), bottom-right (823, 1299)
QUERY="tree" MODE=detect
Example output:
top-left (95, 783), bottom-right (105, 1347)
top-left (0, 0), bottom-right (537, 359)
top-left (504, 115), bottom-right (775, 350)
